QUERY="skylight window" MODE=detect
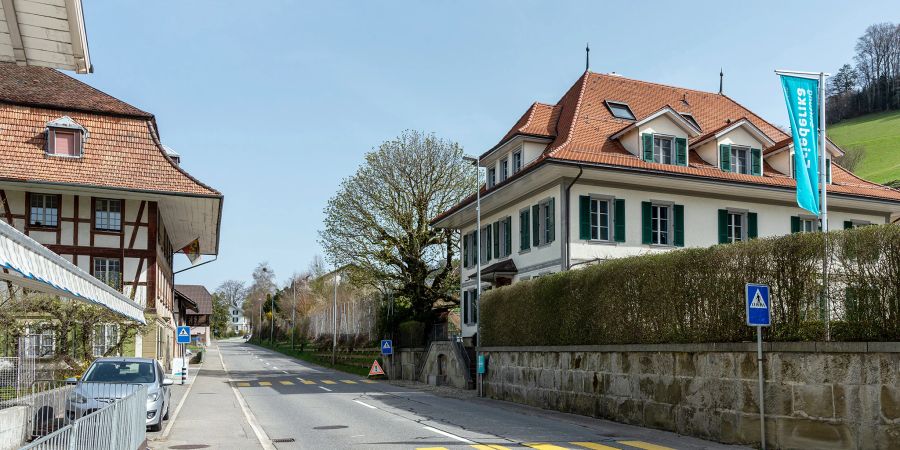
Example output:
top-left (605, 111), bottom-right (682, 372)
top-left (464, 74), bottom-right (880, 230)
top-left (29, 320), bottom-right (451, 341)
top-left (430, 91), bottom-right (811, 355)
top-left (605, 101), bottom-right (635, 120)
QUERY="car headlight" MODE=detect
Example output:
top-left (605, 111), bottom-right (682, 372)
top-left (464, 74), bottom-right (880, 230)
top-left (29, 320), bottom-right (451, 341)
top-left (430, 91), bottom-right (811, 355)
top-left (147, 392), bottom-right (159, 402)
top-left (69, 393), bottom-right (87, 404)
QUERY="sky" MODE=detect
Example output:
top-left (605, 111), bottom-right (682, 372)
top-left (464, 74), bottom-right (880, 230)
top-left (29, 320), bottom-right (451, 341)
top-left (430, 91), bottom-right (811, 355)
top-left (78, 0), bottom-right (894, 290)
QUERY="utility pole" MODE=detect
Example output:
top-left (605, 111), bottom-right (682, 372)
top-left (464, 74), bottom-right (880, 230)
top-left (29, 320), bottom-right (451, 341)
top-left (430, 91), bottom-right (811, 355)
top-left (291, 278), bottom-right (297, 350)
top-left (332, 272), bottom-right (340, 366)
top-left (269, 293), bottom-right (275, 345)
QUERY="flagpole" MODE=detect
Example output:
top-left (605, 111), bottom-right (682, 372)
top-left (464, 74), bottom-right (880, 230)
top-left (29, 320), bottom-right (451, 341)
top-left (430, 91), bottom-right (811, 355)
top-left (818, 71), bottom-right (830, 341)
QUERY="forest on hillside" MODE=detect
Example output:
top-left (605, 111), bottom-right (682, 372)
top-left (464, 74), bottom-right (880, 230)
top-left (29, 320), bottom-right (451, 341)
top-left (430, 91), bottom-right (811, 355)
top-left (827, 22), bottom-right (900, 124)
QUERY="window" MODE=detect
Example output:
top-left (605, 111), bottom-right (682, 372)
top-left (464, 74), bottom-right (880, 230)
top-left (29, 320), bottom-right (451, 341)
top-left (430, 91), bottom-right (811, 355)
top-left (727, 212), bottom-right (745, 243)
top-left (800, 218), bottom-right (816, 233)
top-left (651, 204), bottom-right (670, 245)
top-left (92, 324), bottom-right (119, 357)
top-left (95, 199), bottom-right (122, 232)
top-left (45, 117), bottom-right (88, 157)
top-left (494, 217), bottom-right (512, 258)
top-left (94, 258), bottom-right (123, 290)
top-left (844, 220), bottom-right (871, 230)
top-left (653, 136), bottom-right (674, 165)
top-left (530, 198), bottom-right (555, 247)
top-left (512, 149), bottom-right (523, 173)
top-left (606, 101), bottom-right (636, 120)
top-left (792, 216), bottom-right (818, 233)
top-left (480, 224), bottom-right (493, 263)
top-left (24, 326), bottom-right (55, 358)
top-left (730, 146), bottom-right (750, 174)
top-left (487, 167), bottom-right (496, 188)
top-left (499, 158), bottom-right (509, 182)
top-left (589, 198), bottom-right (611, 241)
top-left (519, 208), bottom-right (531, 252)
top-left (462, 289), bottom-right (479, 325)
top-left (29, 194), bottom-right (59, 228)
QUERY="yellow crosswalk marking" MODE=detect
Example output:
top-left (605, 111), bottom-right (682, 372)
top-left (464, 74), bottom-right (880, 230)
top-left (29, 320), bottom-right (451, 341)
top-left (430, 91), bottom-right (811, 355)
top-left (236, 382), bottom-right (250, 387)
top-left (322, 380), bottom-right (337, 384)
top-left (279, 380), bottom-right (294, 385)
top-left (617, 442), bottom-right (674, 450)
top-left (472, 445), bottom-right (512, 450)
top-left (340, 380), bottom-right (357, 384)
top-left (524, 444), bottom-right (570, 449)
top-left (258, 381), bottom-right (272, 386)
top-left (297, 378), bottom-right (316, 385)
top-left (572, 443), bottom-right (621, 450)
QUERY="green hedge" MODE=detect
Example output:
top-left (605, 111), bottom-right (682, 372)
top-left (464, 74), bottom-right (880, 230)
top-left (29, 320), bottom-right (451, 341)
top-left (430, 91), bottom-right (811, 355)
top-left (482, 225), bottom-right (900, 346)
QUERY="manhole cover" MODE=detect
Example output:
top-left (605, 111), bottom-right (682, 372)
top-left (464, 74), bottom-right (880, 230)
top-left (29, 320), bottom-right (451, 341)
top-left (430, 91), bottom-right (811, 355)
top-left (272, 438), bottom-right (296, 443)
top-left (313, 425), bottom-right (348, 430)
top-left (169, 445), bottom-right (210, 449)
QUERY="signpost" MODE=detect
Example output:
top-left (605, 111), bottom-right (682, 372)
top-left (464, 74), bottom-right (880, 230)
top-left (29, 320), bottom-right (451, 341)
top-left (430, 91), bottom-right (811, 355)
top-left (177, 326), bottom-right (191, 385)
top-left (380, 339), bottom-right (393, 379)
top-left (746, 283), bottom-right (770, 450)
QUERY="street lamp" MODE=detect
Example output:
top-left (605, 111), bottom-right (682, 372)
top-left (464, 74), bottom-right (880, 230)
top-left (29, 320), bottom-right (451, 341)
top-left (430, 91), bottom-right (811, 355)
top-left (463, 154), bottom-right (482, 396)
top-left (332, 272), bottom-right (341, 366)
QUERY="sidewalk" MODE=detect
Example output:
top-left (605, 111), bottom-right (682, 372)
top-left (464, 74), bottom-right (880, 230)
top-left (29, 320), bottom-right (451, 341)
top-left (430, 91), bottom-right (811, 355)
top-left (149, 343), bottom-right (263, 450)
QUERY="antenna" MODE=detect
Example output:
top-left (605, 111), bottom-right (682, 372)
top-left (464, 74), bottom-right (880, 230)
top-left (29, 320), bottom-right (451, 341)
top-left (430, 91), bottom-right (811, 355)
top-left (719, 68), bottom-right (724, 94)
top-left (585, 43), bottom-right (590, 72)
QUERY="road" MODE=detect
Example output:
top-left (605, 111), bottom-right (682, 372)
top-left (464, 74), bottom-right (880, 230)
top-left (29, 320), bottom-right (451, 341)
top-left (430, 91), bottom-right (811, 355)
top-left (154, 340), bottom-right (748, 450)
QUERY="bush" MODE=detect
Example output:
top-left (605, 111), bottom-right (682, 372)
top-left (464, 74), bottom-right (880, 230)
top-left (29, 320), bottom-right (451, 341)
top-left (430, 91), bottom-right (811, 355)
top-left (481, 225), bottom-right (900, 346)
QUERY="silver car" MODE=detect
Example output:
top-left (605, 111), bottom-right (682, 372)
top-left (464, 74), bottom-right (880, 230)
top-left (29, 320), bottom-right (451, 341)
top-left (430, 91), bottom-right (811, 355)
top-left (66, 357), bottom-right (174, 431)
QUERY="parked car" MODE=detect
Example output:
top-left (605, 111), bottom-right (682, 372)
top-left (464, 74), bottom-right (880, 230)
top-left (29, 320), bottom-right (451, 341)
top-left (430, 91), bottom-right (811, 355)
top-left (66, 357), bottom-right (173, 431)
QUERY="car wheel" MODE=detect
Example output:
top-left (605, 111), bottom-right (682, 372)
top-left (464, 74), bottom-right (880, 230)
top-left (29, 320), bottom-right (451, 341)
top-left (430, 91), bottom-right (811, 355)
top-left (148, 418), bottom-right (162, 432)
top-left (163, 404), bottom-right (169, 421)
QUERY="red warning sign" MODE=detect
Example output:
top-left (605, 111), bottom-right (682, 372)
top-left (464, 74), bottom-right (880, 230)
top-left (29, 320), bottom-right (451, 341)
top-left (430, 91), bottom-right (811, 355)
top-left (368, 360), bottom-right (385, 377)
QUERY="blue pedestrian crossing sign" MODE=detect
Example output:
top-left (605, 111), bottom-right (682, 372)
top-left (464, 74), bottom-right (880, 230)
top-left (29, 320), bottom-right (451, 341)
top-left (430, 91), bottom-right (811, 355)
top-left (177, 326), bottom-right (191, 344)
top-left (746, 283), bottom-right (771, 327)
top-left (380, 339), bottom-right (393, 355)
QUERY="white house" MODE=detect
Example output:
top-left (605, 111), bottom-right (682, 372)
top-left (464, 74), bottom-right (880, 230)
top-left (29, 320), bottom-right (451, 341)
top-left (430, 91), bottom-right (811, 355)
top-left (431, 71), bottom-right (900, 344)
top-left (230, 306), bottom-right (249, 334)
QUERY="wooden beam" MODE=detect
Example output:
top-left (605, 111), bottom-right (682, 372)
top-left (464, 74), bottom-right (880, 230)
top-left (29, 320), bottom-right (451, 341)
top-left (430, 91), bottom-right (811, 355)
top-left (1, 0), bottom-right (26, 66)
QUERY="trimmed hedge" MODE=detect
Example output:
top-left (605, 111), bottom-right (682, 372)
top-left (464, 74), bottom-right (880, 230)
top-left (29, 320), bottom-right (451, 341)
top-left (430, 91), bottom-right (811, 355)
top-left (481, 225), bottom-right (900, 346)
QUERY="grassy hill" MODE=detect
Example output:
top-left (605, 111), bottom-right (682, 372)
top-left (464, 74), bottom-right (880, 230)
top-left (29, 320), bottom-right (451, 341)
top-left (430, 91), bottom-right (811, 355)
top-left (829, 110), bottom-right (900, 184)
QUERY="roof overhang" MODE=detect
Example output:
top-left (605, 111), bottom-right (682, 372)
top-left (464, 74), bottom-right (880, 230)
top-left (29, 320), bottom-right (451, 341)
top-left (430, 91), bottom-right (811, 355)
top-left (479, 134), bottom-right (553, 165)
top-left (0, 0), bottom-right (92, 73)
top-left (692, 118), bottom-right (776, 148)
top-left (610, 106), bottom-right (702, 141)
top-left (765, 138), bottom-right (846, 159)
top-left (0, 218), bottom-right (145, 323)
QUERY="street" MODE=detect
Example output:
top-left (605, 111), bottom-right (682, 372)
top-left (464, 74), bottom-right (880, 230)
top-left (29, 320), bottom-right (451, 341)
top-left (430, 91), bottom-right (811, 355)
top-left (151, 340), bottom-right (747, 450)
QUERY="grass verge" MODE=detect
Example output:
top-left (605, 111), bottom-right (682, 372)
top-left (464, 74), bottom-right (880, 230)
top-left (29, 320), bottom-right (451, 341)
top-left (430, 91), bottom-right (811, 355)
top-left (249, 340), bottom-right (375, 378)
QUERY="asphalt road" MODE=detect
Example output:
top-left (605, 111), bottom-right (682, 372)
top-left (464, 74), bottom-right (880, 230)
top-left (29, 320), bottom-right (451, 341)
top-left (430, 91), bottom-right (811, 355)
top-left (204, 340), bottom-right (747, 450)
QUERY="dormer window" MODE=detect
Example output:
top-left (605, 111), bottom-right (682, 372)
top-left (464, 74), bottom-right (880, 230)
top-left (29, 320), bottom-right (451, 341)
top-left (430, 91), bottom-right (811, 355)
top-left (512, 148), bottom-right (523, 173)
top-left (487, 167), bottom-right (496, 188)
top-left (499, 157), bottom-right (509, 182)
top-left (45, 116), bottom-right (88, 158)
top-left (605, 101), bottom-right (636, 120)
top-left (654, 136), bottom-right (674, 164)
top-left (730, 145), bottom-right (750, 174)
top-left (720, 144), bottom-right (762, 176)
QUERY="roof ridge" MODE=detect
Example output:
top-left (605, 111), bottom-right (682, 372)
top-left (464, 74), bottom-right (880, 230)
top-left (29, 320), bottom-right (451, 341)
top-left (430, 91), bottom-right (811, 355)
top-left (548, 71), bottom-right (591, 155)
top-left (587, 70), bottom-right (722, 97)
top-left (518, 102), bottom-right (542, 133)
top-left (55, 71), bottom-right (153, 118)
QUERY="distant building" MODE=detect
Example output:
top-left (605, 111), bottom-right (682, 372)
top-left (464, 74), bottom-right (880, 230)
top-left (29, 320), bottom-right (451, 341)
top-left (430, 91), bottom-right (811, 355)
top-left (230, 305), bottom-right (249, 334)
top-left (175, 285), bottom-right (213, 346)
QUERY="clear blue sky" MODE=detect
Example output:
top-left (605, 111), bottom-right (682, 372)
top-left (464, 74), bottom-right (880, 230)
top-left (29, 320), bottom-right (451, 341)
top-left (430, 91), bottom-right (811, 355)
top-left (80, 0), bottom-right (892, 290)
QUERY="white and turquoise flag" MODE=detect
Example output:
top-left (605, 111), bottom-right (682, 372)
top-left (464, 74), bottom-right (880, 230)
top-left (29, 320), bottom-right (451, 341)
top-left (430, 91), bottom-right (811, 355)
top-left (779, 75), bottom-right (820, 215)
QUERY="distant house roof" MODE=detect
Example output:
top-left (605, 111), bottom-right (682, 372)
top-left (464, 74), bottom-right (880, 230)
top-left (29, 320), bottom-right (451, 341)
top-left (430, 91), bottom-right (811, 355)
top-left (175, 285), bottom-right (212, 316)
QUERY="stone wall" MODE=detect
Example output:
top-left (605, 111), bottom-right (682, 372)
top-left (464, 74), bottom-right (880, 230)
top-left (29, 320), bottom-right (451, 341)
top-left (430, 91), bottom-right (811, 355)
top-left (390, 347), bottom-right (425, 381)
top-left (481, 342), bottom-right (900, 450)
top-left (418, 341), bottom-right (472, 389)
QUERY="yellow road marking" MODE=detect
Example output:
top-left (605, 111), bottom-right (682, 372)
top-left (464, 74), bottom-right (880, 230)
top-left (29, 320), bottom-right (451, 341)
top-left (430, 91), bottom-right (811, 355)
top-left (617, 442), bottom-right (674, 450)
top-left (322, 380), bottom-right (337, 385)
top-left (236, 382), bottom-right (250, 387)
top-left (572, 443), bottom-right (621, 450)
top-left (258, 381), bottom-right (272, 386)
top-left (340, 380), bottom-right (357, 384)
top-left (279, 380), bottom-right (294, 385)
top-left (416, 448), bottom-right (448, 450)
top-left (297, 378), bottom-right (316, 385)
top-left (472, 445), bottom-right (512, 449)
top-left (524, 444), bottom-right (570, 449)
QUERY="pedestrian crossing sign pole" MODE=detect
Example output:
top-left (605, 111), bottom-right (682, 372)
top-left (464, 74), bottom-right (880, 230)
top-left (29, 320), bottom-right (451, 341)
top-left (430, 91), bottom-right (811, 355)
top-left (746, 283), bottom-right (770, 449)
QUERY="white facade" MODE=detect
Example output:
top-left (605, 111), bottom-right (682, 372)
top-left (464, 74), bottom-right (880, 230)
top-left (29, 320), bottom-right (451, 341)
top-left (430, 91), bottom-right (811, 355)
top-left (230, 306), bottom-right (249, 334)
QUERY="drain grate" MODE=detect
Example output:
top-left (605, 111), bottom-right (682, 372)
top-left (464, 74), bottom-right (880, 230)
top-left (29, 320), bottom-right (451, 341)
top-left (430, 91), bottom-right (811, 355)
top-left (271, 438), bottom-right (296, 443)
top-left (313, 425), bottom-right (348, 430)
top-left (169, 445), bottom-right (210, 449)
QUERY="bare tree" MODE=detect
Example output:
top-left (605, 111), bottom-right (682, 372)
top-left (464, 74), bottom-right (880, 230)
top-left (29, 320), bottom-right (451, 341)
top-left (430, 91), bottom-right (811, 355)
top-left (216, 280), bottom-right (248, 310)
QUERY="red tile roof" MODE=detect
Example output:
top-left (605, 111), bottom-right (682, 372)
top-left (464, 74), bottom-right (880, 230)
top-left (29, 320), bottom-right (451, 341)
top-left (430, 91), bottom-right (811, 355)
top-left (176, 284), bottom-right (213, 315)
top-left (0, 65), bottom-right (220, 197)
top-left (434, 71), bottom-right (900, 224)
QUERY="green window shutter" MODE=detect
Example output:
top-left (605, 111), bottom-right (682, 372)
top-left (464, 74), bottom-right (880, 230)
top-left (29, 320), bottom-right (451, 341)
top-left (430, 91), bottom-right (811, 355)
top-left (463, 233), bottom-right (469, 268)
top-left (614, 199), bottom-right (626, 243)
top-left (748, 212), bottom-right (758, 239)
top-left (642, 133), bottom-right (654, 161)
top-left (719, 144), bottom-right (732, 172)
top-left (718, 209), bottom-right (729, 244)
top-left (844, 220), bottom-right (853, 230)
top-left (548, 198), bottom-right (556, 243)
top-left (751, 148), bottom-right (762, 176)
top-left (579, 195), bottom-right (591, 240)
top-left (674, 204), bottom-right (685, 247)
top-left (505, 217), bottom-right (512, 256)
top-left (675, 137), bottom-right (688, 166)
top-left (520, 210), bottom-right (530, 251)
top-left (790, 216), bottom-right (801, 234)
top-left (532, 205), bottom-right (540, 246)
top-left (641, 201), bottom-right (652, 245)
top-left (462, 291), bottom-right (469, 325)
top-left (827, 159), bottom-right (832, 183)
top-left (485, 226), bottom-right (492, 261)
top-left (493, 221), bottom-right (500, 257)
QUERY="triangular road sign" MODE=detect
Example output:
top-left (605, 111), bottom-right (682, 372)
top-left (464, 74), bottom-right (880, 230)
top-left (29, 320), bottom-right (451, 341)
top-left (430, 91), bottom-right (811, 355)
top-left (749, 290), bottom-right (767, 309)
top-left (368, 360), bottom-right (385, 377)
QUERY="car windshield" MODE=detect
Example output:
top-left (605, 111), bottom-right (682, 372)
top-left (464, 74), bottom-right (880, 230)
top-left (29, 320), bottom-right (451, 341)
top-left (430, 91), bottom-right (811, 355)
top-left (82, 361), bottom-right (156, 383)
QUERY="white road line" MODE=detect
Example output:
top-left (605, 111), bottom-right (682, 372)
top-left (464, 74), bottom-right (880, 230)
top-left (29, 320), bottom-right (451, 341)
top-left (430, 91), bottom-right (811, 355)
top-left (273, 366), bottom-right (278, 370)
top-left (218, 344), bottom-right (276, 450)
top-left (318, 386), bottom-right (332, 392)
top-left (423, 426), bottom-right (475, 444)
top-left (353, 400), bottom-right (376, 409)
top-left (282, 370), bottom-right (289, 374)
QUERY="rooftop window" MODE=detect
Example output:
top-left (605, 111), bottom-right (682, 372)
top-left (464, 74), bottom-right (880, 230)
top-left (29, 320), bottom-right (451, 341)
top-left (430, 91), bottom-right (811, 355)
top-left (605, 101), bottom-right (635, 120)
top-left (45, 116), bottom-right (88, 158)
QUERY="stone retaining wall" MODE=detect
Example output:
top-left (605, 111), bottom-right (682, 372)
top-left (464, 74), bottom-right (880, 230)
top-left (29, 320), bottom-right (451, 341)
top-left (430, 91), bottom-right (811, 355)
top-left (480, 342), bottom-right (900, 450)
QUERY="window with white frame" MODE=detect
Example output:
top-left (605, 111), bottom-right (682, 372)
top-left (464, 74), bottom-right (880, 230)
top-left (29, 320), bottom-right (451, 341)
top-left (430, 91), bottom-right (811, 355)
top-left (727, 211), bottom-right (746, 242)
top-left (487, 167), bottom-right (496, 188)
top-left (95, 198), bottom-right (122, 232)
top-left (800, 218), bottom-right (816, 233)
top-left (94, 258), bottom-right (123, 290)
top-left (651, 204), bottom-right (670, 245)
top-left (589, 198), bottom-right (611, 241)
top-left (730, 145), bottom-right (750, 174)
top-left (512, 148), bottom-right (523, 173)
top-left (653, 136), bottom-right (674, 165)
top-left (480, 224), bottom-right (492, 263)
top-left (92, 324), bottom-right (119, 357)
top-left (499, 158), bottom-right (509, 182)
top-left (606, 101), bottom-right (636, 120)
top-left (24, 326), bottom-right (55, 358)
top-left (29, 194), bottom-right (59, 228)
